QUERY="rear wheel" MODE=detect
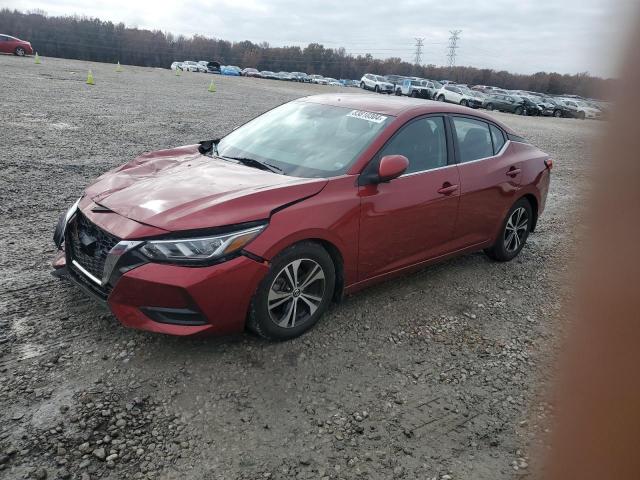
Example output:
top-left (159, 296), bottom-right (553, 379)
top-left (578, 111), bottom-right (586, 120)
top-left (485, 198), bottom-right (533, 262)
top-left (553, 109), bottom-right (562, 118)
top-left (514, 106), bottom-right (524, 115)
top-left (374, 85), bottom-right (380, 93)
top-left (411, 90), bottom-right (418, 97)
top-left (15, 47), bottom-right (25, 56)
top-left (486, 103), bottom-right (494, 111)
top-left (248, 242), bottom-right (335, 340)
top-left (437, 94), bottom-right (445, 102)
top-left (360, 82), bottom-right (365, 89)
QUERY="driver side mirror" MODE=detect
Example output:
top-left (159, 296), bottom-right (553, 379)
top-left (378, 155), bottom-right (409, 183)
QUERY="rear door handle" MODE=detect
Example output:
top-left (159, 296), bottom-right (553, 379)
top-left (437, 183), bottom-right (459, 195)
top-left (506, 167), bottom-right (521, 177)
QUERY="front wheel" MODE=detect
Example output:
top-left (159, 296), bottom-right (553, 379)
top-left (514, 106), bottom-right (523, 115)
top-left (578, 111), bottom-right (586, 120)
top-left (486, 103), bottom-right (494, 111)
top-left (460, 99), bottom-right (468, 107)
top-left (485, 198), bottom-right (533, 262)
top-left (360, 82), bottom-right (365, 89)
top-left (15, 47), bottom-right (25, 56)
top-left (248, 242), bottom-right (335, 340)
top-left (437, 95), bottom-right (445, 102)
top-left (553, 109), bottom-right (562, 118)
top-left (374, 85), bottom-right (380, 93)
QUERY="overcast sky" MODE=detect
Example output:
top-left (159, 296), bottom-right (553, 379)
top-left (4, 0), bottom-right (638, 77)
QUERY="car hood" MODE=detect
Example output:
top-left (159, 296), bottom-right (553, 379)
top-left (85, 145), bottom-right (328, 232)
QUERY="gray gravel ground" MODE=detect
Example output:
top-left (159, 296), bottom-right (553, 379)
top-left (0, 56), bottom-right (598, 480)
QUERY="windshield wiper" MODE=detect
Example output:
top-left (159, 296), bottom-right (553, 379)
top-left (220, 156), bottom-right (284, 174)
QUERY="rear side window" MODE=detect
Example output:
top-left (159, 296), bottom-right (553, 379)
top-left (490, 125), bottom-right (506, 154)
top-left (452, 117), bottom-right (494, 163)
top-left (377, 117), bottom-right (448, 174)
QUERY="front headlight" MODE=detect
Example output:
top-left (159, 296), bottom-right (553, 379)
top-left (139, 224), bottom-right (266, 265)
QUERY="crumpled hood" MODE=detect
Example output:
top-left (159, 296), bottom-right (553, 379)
top-left (85, 145), bottom-right (328, 232)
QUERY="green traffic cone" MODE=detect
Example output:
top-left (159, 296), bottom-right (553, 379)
top-left (208, 79), bottom-right (216, 93)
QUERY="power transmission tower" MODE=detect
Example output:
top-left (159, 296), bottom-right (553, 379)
top-left (414, 37), bottom-right (424, 65)
top-left (446, 30), bottom-right (461, 68)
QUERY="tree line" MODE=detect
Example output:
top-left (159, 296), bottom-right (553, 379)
top-left (0, 9), bottom-right (613, 98)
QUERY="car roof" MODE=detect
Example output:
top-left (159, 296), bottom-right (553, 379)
top-left (299, 93), bottom-right (516, 133)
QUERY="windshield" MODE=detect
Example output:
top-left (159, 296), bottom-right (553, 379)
top-left (217, 101), bottom-right (392, 178)
top-left (375, 76), bottom-right (386, 82)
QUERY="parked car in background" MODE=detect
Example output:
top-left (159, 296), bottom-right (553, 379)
top-left (324, 78), bottom-right (343, 86)
top-left (526, 95), bottom-right (556, 116)
top-left (276, 71), bottom-right (293, 80)
top-left (52, 93), bottom-right (551, 340)
top-left (308, 74), bottom-right (324, 84)
top-left (181, 61), bottom-right (207, 72)
top-left (290, 72), bottom-right (309, 82)
top-left (559, 99), bottom-right (602, 119)
top-left (360, 74), bottom-right (394, 94)
top-left (434, 85), bottom-right (482, 108)
top-left (511, 96), bottom-right (543, 115)
top-left (241, 67), bottom-right (260, 77)
top-left (260, 71), bottom-right (278, 80)
top-left (385, 74), bottom-right (408, 93)
top-left (199, 61), bottom-right (221, 74)
top-left (221, 65), bottom-right (241, 76)
top-left (539, 97), bottom-right (576, 118)
top-left (484, 94), bottom-right (528, 115)
top-left (0, 34), bottom-right (33, 56)
top-left (399, 78), bottom-right (431, 98)
top-left (170, 61), bottom-right (184, 71)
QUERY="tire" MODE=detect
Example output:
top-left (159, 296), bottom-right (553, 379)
top-left (374, 85), bottom-right (380, 93)
top-left (411, 91), bottom-right (418, 98)
top-left (15, 47), bottom-right (25, 56)
top-left (460, 99), bottom-right (468, 107)
top-left (484, 198), bottom-right (533, 262)
top-left (395, 88), bottom-right (402, 96)
top-left (553, 109), bottom-right (562, 118)
top-left (578, 111), bottom-right (586, 120)
top-left (486, 103), bottom-right (494, 111)
top-left (360, 82), bottom-right (365, 89)
top-left (514, 106), bottom-right (523, 115)
top-left (248, 242), bottom-right (336, 341)
top-left (437, 95), bottom-right (445, 102)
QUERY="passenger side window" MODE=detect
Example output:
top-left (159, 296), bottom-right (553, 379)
top-left (378, 117), bottom-right (448, 174)
top-left (489, 125), bottom-right (506, 154)
top-left (452, 117), bottom-right (494, 163)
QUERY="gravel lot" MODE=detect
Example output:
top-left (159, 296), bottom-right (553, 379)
top-left (0, 56), bottom-right (598, 480)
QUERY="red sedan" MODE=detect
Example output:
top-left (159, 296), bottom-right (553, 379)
top-left (52, 94), bottom-right (551, 340)
top-left (0, 34), bottom-right (33, 56)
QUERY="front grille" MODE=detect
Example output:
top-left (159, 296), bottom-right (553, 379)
top-left (67, 211), bottom-right (120, 283)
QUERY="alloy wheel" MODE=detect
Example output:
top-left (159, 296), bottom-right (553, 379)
top-left (15, 47), bottom-right (25, 56)
top-left (503, 207), bottom-right (529, 253)
top-left (268, 258), bottom-right (326, 328)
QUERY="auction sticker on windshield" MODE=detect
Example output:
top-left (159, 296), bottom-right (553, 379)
top-left (346, 110), bottom-right (388, 124)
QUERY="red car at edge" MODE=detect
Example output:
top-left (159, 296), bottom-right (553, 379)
top-left (0, 34), bottom-right (33, 56)
top-left (52, 94), bottom-right (551, 340)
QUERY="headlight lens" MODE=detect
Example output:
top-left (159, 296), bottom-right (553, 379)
top-left (139, 224), bottom-right (265, 264)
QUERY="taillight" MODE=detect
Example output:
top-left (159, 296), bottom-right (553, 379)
top-left (544, 158), bottom-right (553, 170)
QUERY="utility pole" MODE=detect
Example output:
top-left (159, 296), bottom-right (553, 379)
top-left (414, 37), bottom-right (424, 65)
top-left (446, 30), bottom-right (461, 68)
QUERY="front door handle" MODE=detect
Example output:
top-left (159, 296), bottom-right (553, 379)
top-left (437, 183), bottom-right (459, 195)
top-left (506, 167), bottom-right (522, 177)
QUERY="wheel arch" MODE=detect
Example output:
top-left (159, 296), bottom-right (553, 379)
top-left (520, 193), bottom-right (539, 232)
top-left (249, 231), bottom-right (348, 303)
